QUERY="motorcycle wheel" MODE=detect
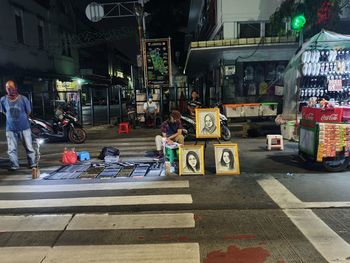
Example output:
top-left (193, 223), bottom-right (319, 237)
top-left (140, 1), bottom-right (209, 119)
top-left (68, 128), bottom-right (87, 144)
top-left (221, 125), bottom-right (231, 141)
top-left (31, 125), bottom-right (42, 139)
top-left (322, 157), bottom-right (350, 172)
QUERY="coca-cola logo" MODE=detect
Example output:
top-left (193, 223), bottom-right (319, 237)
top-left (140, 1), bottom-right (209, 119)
top-left (303, 113), bottom-right (314, 120)
top-left (320, 114), bottom-right (339, 121)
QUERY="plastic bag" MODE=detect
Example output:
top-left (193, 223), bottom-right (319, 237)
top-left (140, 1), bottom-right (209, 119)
top-left (62, 148), bottom-right (78, 164)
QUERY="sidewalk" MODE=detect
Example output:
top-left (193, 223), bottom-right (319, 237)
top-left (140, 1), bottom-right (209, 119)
top-left (0, 125), bottom-right (314, 175)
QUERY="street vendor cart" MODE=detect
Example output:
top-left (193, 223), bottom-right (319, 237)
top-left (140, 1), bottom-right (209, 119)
top-left (283, 30), bottom-right (350, 171)
top-left (299, 107), bottom-right (350, 171)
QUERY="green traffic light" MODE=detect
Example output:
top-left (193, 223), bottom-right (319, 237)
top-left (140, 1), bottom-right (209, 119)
top-left (291, 14), bottom-right (306, 31)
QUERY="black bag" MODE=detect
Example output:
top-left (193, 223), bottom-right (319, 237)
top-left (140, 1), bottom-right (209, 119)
top-left (99, 147), bottom-right (120, 160)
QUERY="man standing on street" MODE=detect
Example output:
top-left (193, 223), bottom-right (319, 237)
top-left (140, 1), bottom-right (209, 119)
top-left (0, 80), bottom-right (36, 170)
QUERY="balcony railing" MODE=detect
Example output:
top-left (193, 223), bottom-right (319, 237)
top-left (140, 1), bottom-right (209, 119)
top-left (190, 35), bottom-right (297, 48)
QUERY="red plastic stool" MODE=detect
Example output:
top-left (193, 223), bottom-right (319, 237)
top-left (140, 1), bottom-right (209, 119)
top-left (118, 122), bottom-right (131, 134)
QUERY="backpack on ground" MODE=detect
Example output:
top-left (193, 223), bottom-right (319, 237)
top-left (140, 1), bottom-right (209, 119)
top-left (98, 147), bottom-right (120, 160)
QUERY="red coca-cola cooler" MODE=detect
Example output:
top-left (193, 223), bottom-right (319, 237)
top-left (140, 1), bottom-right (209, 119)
top-left (300, 106), bottom-right (350, 172)
top-left (301, 107), bottom-right (343, 123)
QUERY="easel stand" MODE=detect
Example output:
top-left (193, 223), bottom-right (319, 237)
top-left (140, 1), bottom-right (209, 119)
top-left (195, 137), bottom-right (221, 155)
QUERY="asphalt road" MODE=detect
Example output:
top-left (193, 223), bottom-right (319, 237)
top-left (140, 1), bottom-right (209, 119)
top-left (0, 127), bottom-right (350, 262)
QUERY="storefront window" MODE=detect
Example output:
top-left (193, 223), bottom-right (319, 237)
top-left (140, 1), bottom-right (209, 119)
top-left (265, 22), bottom-right (276, 37)
top-left (239, 23), bottom-right (261, 38)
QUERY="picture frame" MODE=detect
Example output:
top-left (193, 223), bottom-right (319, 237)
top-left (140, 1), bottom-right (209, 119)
top-left (195, 108), bottom-right (221, 139)
top-left (214, 144), bottom-right (240, 175)
top-left (179, 145), bottom-right (205, 176)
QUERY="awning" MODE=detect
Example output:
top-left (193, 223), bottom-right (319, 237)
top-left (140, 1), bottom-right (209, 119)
top-left (184, 38), bottom-right (299, 75)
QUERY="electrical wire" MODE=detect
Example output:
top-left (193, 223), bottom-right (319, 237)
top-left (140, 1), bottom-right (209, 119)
top-left (234, 37), bottom-right (265, 63)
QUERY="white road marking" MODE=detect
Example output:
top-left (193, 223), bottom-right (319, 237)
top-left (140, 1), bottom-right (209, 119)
top-left (258, 176), bottom-right (304, 209)
top-left (0, 181), bottom-right (190, 193)
top-left (0, 213), bottom-right (194, 232)
top-left (0, 214), bottom-right (72, 232)
top-left (304, 201), bottom-right (350, 208)
top-left (67, 213), bottom-right (195, 230)
top-left (259, 176), bottom-right (350, 262)
top-left (1, 243), bottom-right (200, 263)
top-left (0, 175), bottom-right (34, 181)
top-left (0, 168), bottom-right (60, 181)
top-left (285, 209), bottom-right (350, 262)
top-left (0, 194), bottom-right (193, 209)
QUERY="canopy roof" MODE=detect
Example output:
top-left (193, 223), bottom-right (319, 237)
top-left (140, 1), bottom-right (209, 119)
top-left (283, 30), bottom-right (350, 118)
top-left (287, 29), bottom-right (350, 70)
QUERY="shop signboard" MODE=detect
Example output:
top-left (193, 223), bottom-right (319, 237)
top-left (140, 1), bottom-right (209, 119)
top-left (143, 38), bottom-right (172, 86)
top-left (56, 80), bottom-right (80, 91)
top-left (328, 79), bottom-right (342, 91)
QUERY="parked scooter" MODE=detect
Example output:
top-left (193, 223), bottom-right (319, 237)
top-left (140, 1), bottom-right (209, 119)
top-left (29, 108), bottom-right (87, 144)
top-left (181, 103), bottom-right (231, 141)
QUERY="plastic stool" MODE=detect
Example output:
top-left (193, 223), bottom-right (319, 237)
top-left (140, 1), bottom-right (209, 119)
top-left (266, 135), bottom-right (284, 151)
top-left (118, 122), bottom-right (131, 134)
top-left (77, 151), bottom-right (90, 161)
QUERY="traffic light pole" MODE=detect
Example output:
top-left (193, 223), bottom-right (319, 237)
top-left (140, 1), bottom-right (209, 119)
top-left (299, 28), bottom-right (304, 47)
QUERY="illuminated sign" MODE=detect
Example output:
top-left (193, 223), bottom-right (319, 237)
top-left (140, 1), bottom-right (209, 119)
top-left (143, 38), bottom-right (172, 86)
top-left (56, 80), bottom-right (80, 91)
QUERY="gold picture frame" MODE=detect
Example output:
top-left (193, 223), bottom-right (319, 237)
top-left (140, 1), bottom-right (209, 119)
top-left (179, 145), bottom-right (205, 176)
top-left (214, 144), bottom-right (240, 175)
top-left (195, 108), bottom-right (221, 139)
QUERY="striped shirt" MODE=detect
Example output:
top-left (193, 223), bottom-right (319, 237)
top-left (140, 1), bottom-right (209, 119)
top-left (187, 99), bottom-right (201, 110)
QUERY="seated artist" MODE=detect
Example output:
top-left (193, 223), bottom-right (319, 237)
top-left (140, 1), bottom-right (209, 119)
top-left (144, 95), bottom-right (158, 127)
top-left (155, 110), bottom-right (184, 159)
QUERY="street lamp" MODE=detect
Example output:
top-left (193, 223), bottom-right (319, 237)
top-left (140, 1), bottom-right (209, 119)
top-left (135, 4), bottom-right (145, 90)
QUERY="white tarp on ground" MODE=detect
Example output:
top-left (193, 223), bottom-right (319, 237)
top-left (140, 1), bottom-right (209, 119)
top-left (283, 29), bottom-right (350, 119)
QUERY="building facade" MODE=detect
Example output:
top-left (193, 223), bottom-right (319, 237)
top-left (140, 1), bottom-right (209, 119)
top-left (185, 0), bottom-right (298, 108)
top-left (0, 0), bottom-right (80, 127)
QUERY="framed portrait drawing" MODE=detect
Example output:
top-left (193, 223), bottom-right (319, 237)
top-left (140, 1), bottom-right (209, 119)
top-left (214, 144), bottom-right (240, 175)
top-left (195, 108), bottom-right (221, 139)
top-left (179, 145), bottom-right (205, 176)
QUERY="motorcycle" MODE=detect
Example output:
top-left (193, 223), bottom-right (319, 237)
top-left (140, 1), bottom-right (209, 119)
top-left (181, 103), bottom-right (232, 141)
top-left (29, 111), bottom-right (87, 144)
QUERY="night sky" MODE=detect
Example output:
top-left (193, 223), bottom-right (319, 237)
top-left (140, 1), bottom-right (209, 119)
top-left (72, 0), bottom-right (190, 66)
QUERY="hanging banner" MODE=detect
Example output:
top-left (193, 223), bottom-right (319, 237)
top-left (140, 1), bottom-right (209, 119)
top-left (143, 38), bottom-right (172, 86)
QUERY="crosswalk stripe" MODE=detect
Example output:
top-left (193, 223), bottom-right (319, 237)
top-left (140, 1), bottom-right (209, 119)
top-left (87, 137), bottom-right (156, 142)
top-left (64, 142), bottom-right (156, 147)
top-left (258, 176), bottom-right (304, 209)
top-left (0, 175), bottom-right (38, 181)
top-left (0, 181), bottom-right (190, 193)
top-left (1, 243), bottom-right (200, 263)
top-left (67, 213), bottom-right (195, 230)
top-left (0, 213), bottom-right (195, 232)
top-left (0, 194), bottom-right (193, 209)
top-left (259, 176), bottom-right (350, 262)
top-left (0, 214), bottom-right (72, 232)
top-left (0, 173), bottom-right (53, 181)
top-left (285, 209), bottom-right (350, 262)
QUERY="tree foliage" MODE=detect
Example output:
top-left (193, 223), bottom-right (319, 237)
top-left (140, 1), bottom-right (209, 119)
top-left (269, 0), bottom-right (342, 38)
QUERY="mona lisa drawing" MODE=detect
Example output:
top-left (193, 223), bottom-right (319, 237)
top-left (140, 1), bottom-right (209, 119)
top-left (179, 145), bottom-right (204, 176)
top-left (214, 144), bottom-right (240, 175)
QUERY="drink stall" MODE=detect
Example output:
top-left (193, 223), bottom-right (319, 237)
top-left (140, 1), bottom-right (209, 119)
top-left (283, 30), bottom-right (350, 171)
